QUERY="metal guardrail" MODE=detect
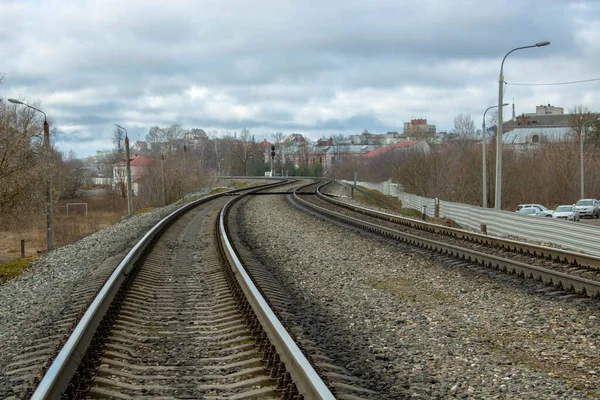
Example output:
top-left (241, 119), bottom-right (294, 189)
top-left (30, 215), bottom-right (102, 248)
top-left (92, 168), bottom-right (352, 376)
top-left (320, 183), bottom-right (600, 270)
top-left (341, 180), bottom-right (600, 257)
top-left (295, 187), bottom-right (600, 298)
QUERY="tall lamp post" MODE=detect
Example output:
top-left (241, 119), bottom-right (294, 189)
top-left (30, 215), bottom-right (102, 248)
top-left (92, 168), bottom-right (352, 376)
top-left (580, 117), bottom-right (600, 199)
top-left (482, 103), bottom-right (508, 208)
top-left (8, 98), bottom-right (54, 251)
top-left (494, 41), bottom-right (550, 210)
top-left (115, 124), bottom-right (133, 216)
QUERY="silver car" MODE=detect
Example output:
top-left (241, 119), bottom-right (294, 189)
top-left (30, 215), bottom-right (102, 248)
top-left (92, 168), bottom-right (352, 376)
top-left (515, 203), bottom-right (554, 217)
top-left (552, 205), bottom-right (580, 221)
top-left (574, 199), bottom-right (600, 219)
top-left (516, 207), bottom-right (544, 217)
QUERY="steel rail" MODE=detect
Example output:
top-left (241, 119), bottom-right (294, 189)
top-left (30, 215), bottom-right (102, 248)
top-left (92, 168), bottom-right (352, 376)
top-left (317, 181), bottom-right (600, 270)
top-left (219, 180), bottom-right (336, 399)
top-left (292, 188), bottom-right (600, 298)
top-left (30, 181), bottom-right (288, 399)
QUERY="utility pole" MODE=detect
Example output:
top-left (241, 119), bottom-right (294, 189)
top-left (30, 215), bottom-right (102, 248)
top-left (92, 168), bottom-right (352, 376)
top-left (8, 99), bottom-right (54, 251)
top-left (43, 118), bottom-right (54, 250)
top-left (116, 124), bottom-right (133, 216)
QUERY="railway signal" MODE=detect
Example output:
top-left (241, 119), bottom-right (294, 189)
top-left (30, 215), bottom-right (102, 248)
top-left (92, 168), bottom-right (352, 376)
top-left (270, 145), bottom-right (275, 177)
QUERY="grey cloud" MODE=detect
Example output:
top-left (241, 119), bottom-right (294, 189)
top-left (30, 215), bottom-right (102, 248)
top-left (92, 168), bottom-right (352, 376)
top-left (2, 0), bottom-right (598, 157)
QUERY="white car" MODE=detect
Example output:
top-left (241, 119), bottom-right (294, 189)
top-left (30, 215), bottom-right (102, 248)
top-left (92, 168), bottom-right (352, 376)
top-left (515, 203), bottom-right (554, 217)
top-left (552, 205), bottom-right (580, 221)
top-left (574, 199), bottom-right (600, 219)
top-left (516, 208), bottom-right (544, 217)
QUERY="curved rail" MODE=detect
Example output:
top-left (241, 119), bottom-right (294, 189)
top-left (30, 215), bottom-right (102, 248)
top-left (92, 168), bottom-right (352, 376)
top-left (291, 185), bottom-right (600, 298)
top-left (317, 181), bottom-right (600, 270)
top-left (30, 180), bottom-right (291, 399)
top-left (219, 188), bottom-right (335, 399)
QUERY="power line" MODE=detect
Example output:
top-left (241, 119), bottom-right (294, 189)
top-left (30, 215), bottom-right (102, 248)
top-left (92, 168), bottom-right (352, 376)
top-left (505, 78), bottom-right (600, 86)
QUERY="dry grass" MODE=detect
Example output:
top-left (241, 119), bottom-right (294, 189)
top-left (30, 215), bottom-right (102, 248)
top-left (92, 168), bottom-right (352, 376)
top-left (0, 196), bottom-right (127, 263)
top-left (354, 186), bottom-right (403, 210)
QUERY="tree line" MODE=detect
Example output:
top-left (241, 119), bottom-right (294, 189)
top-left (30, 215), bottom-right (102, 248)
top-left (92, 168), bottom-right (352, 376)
top-left (329, 107), bottom-right (600, 210)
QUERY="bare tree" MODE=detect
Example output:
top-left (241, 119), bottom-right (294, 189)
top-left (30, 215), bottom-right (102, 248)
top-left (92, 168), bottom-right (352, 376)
top-left (233, 128), bottom-right (255, 176)
top-left (454, 113), bottom-right (476, 138)
top-left (568, 105), bottom-right (599, 144)
top-left (58, 151), bottom-right (85, 199)
top-left (0, 95), bottom-right (57, 229)
top-left (272, 131), bottom-right (285, 145)
top-left (145, 124), bottom-right (188, 154)
top-left (113, 126), bottom-right (125, 159)
top-left (360, 129), bottom-right (372, 145)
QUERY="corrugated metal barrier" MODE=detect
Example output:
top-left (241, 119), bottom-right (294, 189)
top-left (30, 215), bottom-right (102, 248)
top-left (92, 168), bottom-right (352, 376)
top-left (339, 180), bottom-right (600, 257)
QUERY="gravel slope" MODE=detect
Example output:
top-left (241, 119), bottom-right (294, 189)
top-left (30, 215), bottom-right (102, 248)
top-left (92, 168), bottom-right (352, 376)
top-left (236, 192), bottom-right (600, 399)
top-left (0, 204), bottom-right (179, 398)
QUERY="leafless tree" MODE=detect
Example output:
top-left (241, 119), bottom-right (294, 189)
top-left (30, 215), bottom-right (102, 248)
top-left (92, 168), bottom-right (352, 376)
top-left (454, 113), bottom-right (476, 138)
top-left (232, 128), bottom-right (255, 176)
top-left (0, 95), bottom-right (59, 229)
top-left (568, 105), bottom-right (599, 144)
top-left (113, 126), bottom-right (125, 160)
top-left (145, 124), bottom-right (188, 154)
top-left (361, 129), bottom-right (372, 144)
top-left (57, 151), bottom-right (85, 199)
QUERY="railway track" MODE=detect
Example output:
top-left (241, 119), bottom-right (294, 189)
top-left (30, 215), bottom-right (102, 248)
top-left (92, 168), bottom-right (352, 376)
top-left (11, 181), bottom-right (356, 399)
top-left (290, 180), bottom-right (600, 300)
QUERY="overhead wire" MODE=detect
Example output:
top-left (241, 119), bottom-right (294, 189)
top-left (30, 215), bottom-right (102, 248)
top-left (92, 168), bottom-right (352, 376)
top-left (505, 78), bottom-right (600, 86)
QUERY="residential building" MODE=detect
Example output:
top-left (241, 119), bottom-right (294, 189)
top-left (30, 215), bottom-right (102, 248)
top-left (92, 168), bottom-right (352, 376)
top-left (502, 127), bottom-right (572, 154)
top-left (349, 132), bottom-right (409, 145)
top-left (362, 140), bottom-right (430, 160)
top-left (527, 104), bottom-right (564, 116)
top-left (403, 119), bottom-right (436, 135)
top-left (112, 155), bottom-right (155, 196)
top-left (503, 104), bottom-right (570, 132)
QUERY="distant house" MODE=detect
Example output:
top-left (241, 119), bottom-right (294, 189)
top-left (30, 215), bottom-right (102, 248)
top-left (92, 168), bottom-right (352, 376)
top-left (502, 104), bottom-right (571, 133)
top-left (362, 140), bottom-right (430, 159)
top-left (403, 119), bottom-right (436, 134)
top-left (312, 144), bottom-right (378, 170)
top-left (112, 155), bottom-right (155, 196)
top-left (502, 127), bottom-right (573, 153)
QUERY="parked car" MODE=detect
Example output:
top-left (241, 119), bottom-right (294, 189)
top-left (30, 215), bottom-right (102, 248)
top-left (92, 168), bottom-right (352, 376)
top-left (516, 207), bottom-right (544, 217)
top-left (515, 203), bottom-right (554, 217)
top-left (552, 205), bottom-right (580, 221)
top-left (574, 199), bottom-right (600, 219)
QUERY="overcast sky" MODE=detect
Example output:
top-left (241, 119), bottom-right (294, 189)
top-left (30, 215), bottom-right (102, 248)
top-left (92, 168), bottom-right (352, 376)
top-left (1, 0), bottom-right (599, 158)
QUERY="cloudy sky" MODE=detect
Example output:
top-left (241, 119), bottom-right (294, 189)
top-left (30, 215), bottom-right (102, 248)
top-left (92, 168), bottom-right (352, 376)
top-left (1, 0), bottom-right (599, 158)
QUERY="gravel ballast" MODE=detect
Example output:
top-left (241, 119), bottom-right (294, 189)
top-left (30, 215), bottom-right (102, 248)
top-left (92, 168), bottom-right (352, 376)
top-left (236, 191), bottom-right (600, 399)
top-left (2, 184), bottom-right (600, 399)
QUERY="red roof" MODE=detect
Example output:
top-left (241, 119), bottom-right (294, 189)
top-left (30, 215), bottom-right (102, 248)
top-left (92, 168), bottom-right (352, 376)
top-left (259, 139), bottom-right (273, 148)
top-left (362, 141), bottom-right (420, 159)
top-left (116, 155), bottom-right (155, 166)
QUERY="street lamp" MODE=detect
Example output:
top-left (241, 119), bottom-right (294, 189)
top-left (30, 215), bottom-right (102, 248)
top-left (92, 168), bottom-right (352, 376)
top-left (494, 41), bottom-right (550, 210)
top-left (8, 98), bottom-right (54, 251)
top-left (482, 103), bottom-right (509, 208)
top-left (115, 124), bottom-right (133, 216)
top-left (580, 117), bottom-right (600, 199)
